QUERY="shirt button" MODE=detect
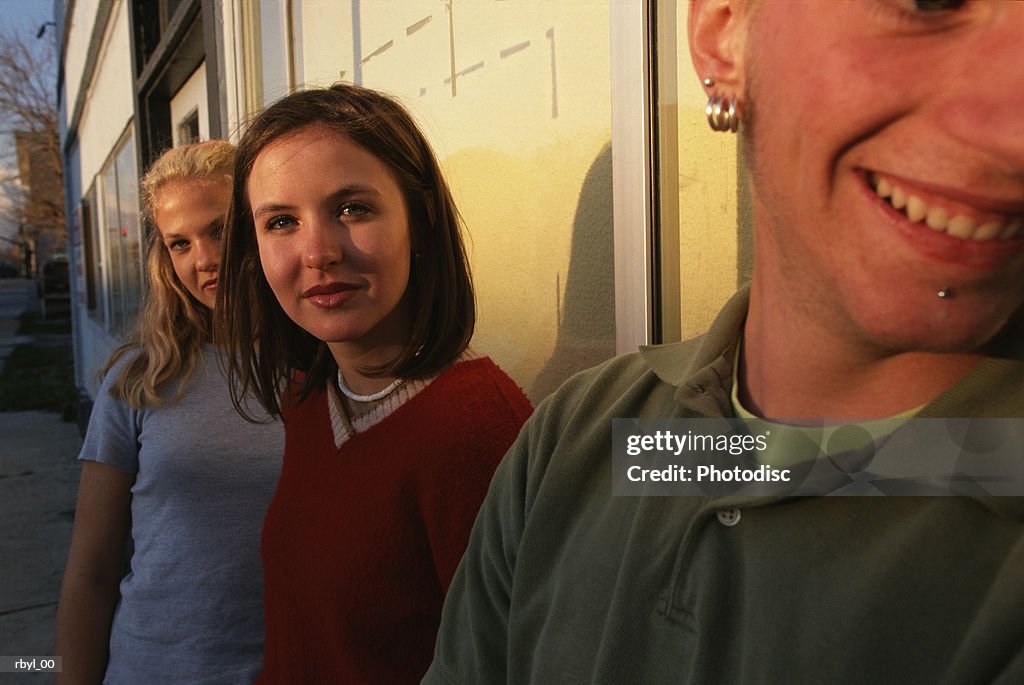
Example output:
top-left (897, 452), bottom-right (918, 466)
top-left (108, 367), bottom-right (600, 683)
top-left (716, 508), bottom-right (742, 527)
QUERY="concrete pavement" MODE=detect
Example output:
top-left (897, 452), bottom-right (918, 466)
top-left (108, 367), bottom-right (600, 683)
top-left (0, 279), bottom-right (82, 683)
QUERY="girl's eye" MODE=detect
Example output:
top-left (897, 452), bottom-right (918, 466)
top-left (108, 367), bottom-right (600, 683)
top-left (168, 240), bottom-right (188, 252)
top-left (339, 202), bottom-right (370, 218)
top-left (211, 225), bottom-right (224, 240)
top-left (266, 215), bottom-right (297, 231)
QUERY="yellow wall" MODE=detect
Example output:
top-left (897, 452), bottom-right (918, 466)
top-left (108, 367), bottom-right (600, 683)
top-left (298, 1), bottom-right (615, 402)
top-left (675, 11), bottom-right (743, 340)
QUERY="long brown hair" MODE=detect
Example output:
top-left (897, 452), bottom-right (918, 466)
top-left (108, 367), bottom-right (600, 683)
top-left (103, 140), bottom-right (235, 407)
top-left (217, 83), bottom-right (475, 420)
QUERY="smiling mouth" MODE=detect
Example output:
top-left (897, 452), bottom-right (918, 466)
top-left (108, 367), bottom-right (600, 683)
top-left (202, 279), bottom-right (218, 290)
top-left (869, 173), bottom-right (1023, 242)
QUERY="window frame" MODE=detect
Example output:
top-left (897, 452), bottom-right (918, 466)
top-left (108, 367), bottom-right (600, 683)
top-left (95, 126), bottom-right (143, 339)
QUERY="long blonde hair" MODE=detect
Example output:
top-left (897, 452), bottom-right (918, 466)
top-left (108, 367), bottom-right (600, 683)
top-left (103, 140), bottom-right (235, 408)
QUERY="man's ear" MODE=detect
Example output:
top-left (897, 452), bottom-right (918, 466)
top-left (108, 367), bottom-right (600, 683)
top-left (688, 0), bottom-right (749, 95)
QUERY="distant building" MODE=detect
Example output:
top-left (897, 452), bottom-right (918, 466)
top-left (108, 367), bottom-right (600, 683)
top-left (0, 179), bottom-right (28, 275)
top-left (58, 0), bottom-right (746, 409)
top-left (15, 129), bottom-right (65, 277)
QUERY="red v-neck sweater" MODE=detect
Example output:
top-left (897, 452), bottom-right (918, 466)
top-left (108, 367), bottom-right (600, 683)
top-left (256, 357), bottom-right (532, 684)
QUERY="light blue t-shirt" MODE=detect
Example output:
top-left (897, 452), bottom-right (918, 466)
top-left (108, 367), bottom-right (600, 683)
top-left (79, 345), bottom-right (283, 685)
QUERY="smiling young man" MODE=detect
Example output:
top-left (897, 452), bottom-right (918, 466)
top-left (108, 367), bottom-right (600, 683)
top-left (425, 1), bottom-right (1024, 683)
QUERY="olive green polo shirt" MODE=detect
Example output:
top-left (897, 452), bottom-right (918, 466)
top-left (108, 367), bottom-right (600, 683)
top-left (426, 287), bottom-right (1024, 684)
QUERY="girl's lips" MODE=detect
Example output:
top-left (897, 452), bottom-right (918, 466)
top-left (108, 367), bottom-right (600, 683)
top-left (303, 282), bottom-right (350, 297)
top-left (302, 282), bottom-right (359, 308)
top-left (202, 278), bottom-right (218, 290)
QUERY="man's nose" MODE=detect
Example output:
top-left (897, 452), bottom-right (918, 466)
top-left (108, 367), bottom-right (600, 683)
top-left (937, 8), bottom-right (1024, 172)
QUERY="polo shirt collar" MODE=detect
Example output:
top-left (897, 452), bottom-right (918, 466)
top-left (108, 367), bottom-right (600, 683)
top-left (636, 284), bottom-right (1024, 520)
top-left (639, 285), bottom-right (749, 417)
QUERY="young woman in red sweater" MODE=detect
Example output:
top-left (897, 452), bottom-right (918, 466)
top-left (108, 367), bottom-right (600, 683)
top-left (216, 83), bottom-right (532, 683)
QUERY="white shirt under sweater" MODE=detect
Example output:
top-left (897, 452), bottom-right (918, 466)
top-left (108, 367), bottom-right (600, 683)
top-left (327, 349), bottom-right (481, 448)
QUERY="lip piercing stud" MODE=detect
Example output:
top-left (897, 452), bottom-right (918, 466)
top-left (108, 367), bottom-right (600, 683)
top-left (937, 287), bottom-right (953, 299)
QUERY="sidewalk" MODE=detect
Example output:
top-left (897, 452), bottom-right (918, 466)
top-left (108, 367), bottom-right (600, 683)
top-left (0, 280), bottom-right (82, 683)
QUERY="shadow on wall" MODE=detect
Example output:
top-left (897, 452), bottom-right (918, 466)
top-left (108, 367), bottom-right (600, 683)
top-left (530, 142), bottom-right (615, 400)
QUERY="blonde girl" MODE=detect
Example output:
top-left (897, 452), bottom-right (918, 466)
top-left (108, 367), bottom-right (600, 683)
top-left (55, 141), bottom-right (283, 685)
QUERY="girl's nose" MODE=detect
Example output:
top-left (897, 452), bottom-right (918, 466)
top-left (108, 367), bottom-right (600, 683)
top-left (302, 220), bottom-right (343, 270)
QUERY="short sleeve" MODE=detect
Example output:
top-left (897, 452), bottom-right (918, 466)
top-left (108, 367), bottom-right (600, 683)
top-left (78, 359), bottom-right (142, 473)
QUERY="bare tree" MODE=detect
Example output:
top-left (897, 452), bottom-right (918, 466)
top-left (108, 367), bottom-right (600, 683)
top-left (0, 27), bottom-right (63, 273)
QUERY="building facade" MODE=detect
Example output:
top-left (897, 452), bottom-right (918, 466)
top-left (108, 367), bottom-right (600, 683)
top-left (13, 129), bottom-right (66, 281)
top-left (58, 0), bottom-right (747, 406)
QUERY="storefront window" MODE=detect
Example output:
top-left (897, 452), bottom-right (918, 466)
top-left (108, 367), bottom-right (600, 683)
top-left (98, 129), bottom-right (142, 338)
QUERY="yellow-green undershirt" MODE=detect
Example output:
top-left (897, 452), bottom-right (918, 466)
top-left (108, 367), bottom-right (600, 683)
top-left (730, 351), bottom-right (923, 468)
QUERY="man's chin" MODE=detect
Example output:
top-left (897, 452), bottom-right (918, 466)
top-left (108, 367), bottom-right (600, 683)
top-left (859, 313), bottom-right (1018, 358)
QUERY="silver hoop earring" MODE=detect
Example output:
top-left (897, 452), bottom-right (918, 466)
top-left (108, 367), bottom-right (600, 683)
top-left (706, 94), bottom-right (740, 133)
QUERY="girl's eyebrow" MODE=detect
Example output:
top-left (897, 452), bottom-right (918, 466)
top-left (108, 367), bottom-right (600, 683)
top-left (251, 184), bottom-right (383, 221)
top-left (161, 217), bottom-right (224, 241)
top-left (251, 202), bottom-right (295, 222)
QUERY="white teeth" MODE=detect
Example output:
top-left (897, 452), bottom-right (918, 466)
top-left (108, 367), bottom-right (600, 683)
top-left (871, 174), bottom-right (1022, 242)
top-left (972, 220), bottom-right (1001, 241)
top-left (891, 186), bottom-right (908, 210)
top-left (876, 177), bottom-right (893, 199)
top-left (907, 195), bottom-right (927, 223)
top-left (925, 207), bottom-right (948, 231)
top-left (949, 215), bottom-right (981, 239)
